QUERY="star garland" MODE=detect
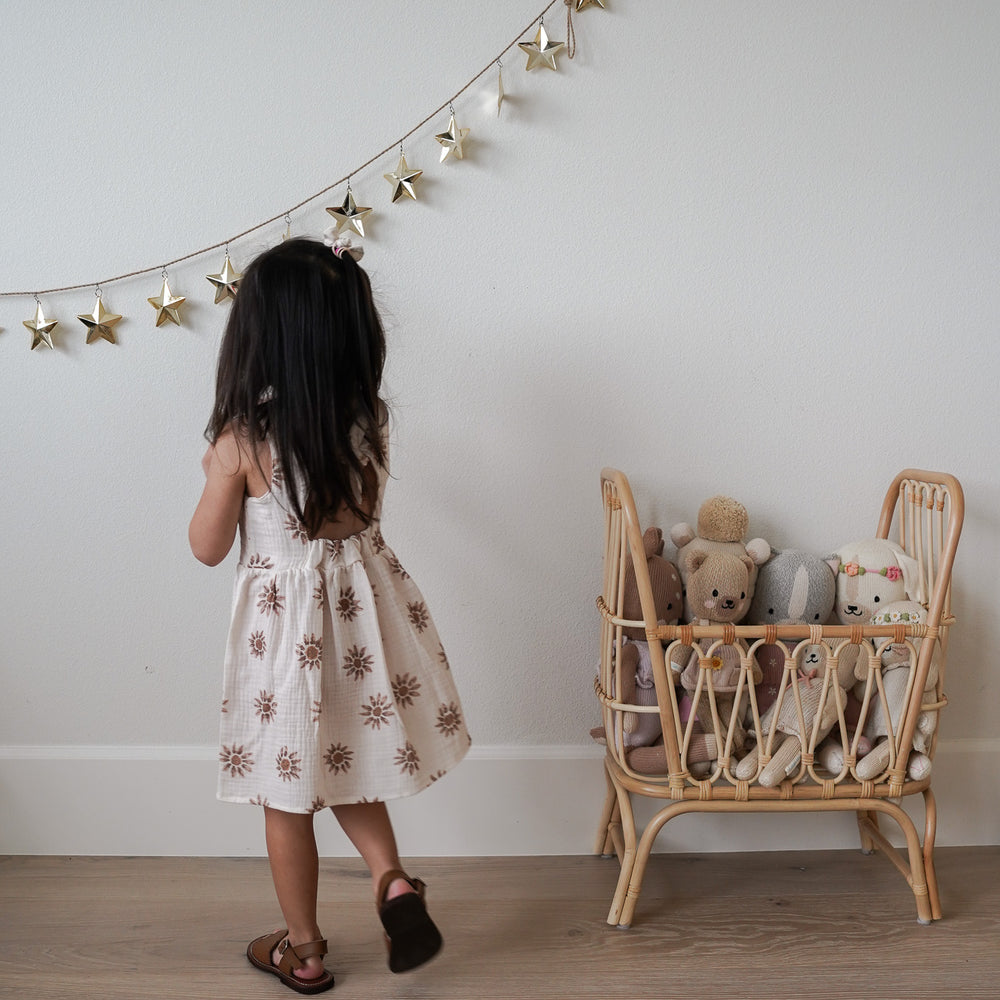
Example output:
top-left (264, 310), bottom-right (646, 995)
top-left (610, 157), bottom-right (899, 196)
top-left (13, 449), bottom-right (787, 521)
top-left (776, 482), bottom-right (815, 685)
top-left (24, 300), bottom-right (58, 351)
top-left (384, 150), bottom-right (424, 203)
top-left (519, 21), bottom-right (566, 71)
top-left (435, 106), bottom-right (471, 162)
top-left (78, 292), bottom-right (123, 345)
top-left (2, 0), bottom-right (605, 351)
top-left (326, 184), bottom-right (374, 237)
top-left (206, 253), bottom-right (242, 303)
top-left (148, 275), bottom-right (186, 327)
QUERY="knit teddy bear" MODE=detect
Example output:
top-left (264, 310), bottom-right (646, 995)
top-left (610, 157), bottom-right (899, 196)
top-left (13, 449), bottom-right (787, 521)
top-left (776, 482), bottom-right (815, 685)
top-left (734, 646), bottom-right (858, 787)
top-left (671, 495), bottom-right (771, 623)
top-left (669, 496), bottom-right (771, 758)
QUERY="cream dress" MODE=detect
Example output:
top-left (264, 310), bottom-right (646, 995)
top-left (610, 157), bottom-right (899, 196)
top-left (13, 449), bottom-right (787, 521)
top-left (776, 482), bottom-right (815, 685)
top-left (216, 433), bottom-right (470, 812)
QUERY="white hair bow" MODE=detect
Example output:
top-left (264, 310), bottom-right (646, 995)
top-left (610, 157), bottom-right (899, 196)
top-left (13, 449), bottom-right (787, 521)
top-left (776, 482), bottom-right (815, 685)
top-left (322, 227), bottom-right (365, 261)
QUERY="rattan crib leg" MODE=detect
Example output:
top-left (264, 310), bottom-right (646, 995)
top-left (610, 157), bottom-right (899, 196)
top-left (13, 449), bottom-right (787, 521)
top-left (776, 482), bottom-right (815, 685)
top-left (606, 780), bottom-right (638, 927)
top-left (603, 801), bottom-right (624, 861)
top-left (923, 788), bottom-right (942, 920)
top-left (595, 764), bottom-right (620, 858)
top-left (616, 843), bottom-right (650, 928)
top-left (616, 801), bottom-right (688, 928)
top-left (856, 808), bottom-right (880, 854)
top-left (858, 800), bottom-right (934, 924)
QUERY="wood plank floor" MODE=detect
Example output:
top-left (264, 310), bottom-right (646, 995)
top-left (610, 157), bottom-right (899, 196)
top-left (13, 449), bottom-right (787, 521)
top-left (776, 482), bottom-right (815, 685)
top-left (1, 848), bottom-right (997, 999)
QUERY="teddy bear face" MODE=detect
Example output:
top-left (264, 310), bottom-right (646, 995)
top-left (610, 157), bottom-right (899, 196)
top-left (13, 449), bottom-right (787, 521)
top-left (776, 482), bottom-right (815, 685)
top-left (683, 549), bottom-right (753, 624)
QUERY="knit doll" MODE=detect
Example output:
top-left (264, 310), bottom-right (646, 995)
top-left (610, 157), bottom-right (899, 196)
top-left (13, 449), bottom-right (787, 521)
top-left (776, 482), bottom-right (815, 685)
top-left (815, 540), bottom-right (922, 775)
top-left (735, 647), bottom-right (857, 787)
top-left (746, 548), bottom-right (837, 716)
top-left (675, 546), bottom-right (763, 758)
top-left (670, 496), bottom-right (770, 759)
top-left (853, 601), bottom-right (939, 782)
top-left (591, 527), bottom-right (683, 750)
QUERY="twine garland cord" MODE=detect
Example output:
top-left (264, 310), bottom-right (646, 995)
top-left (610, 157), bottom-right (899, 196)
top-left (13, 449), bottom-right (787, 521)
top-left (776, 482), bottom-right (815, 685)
top-left (564, 0), bottom-right (577, 59)
top-left (1, 0), bottom-right (577, 300)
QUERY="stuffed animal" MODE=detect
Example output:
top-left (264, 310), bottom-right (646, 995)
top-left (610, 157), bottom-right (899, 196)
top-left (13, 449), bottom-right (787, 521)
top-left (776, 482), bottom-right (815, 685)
top-left (817, 600), bottom-right (933, 778)
top-left (853, 601), bottom-right (939, 781)
top-left (748, 548), bottom-right (836, 627)
top-left (825, 539), bottom-right (923, 624)
top-left (671, 495), bottom-right (771, 623)
top-left (591, 527), bottom-right (683, 750)
top-left (747, 549), bottom-right (837, 715)
top-left (670, 496), bottom-right (771, 757)
top-left (626, 691), bottom-right (717, 778)
top-left (822, 537), bottom-right (923, 687)
top-left (813, 540), bottom-right (921, 775)
top-left (734, 643), bottom-right (858, 787)
top-left (739, 548), bottom-right (842, 784)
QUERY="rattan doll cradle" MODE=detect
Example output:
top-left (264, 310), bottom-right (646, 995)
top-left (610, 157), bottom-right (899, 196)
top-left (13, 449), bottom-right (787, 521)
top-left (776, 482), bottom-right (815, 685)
top-left (594, 468), bottom-right (963, 927)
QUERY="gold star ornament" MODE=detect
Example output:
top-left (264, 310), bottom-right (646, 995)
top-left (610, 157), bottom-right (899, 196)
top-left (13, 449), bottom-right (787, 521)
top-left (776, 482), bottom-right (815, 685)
top-left (435, 114), bottom-right (470, 162)
top-left (78, 295), bottom-right (123, 344)
top-left (206, 254), bottom-right (242, 303)
top-left (24, 300), bottom-right (58, 350)
top-left (384, 154), bottom-right (423, 203)
top-left (326, 189), bottom-right (373, 237)
top-left (148, 277), bottom-right (186, 327)
top-left (576, 0), bottom-right (607, 10)
top-left (519, 23), bottom-right (565, 71)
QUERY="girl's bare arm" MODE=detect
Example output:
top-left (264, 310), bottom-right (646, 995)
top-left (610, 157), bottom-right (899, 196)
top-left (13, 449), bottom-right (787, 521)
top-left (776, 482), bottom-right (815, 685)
top-left (189, 430), bottom-right (246, 566)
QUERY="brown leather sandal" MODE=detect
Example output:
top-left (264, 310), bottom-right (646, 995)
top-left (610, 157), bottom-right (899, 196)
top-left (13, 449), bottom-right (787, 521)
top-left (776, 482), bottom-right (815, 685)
top-left (247, 928), bottom-right (335, 994)
top-left (376, 869), bottom-right (443, 974)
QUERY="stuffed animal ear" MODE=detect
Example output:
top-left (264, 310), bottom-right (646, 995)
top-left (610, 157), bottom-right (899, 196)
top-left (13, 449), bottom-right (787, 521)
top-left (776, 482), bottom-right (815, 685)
top-left (894, 547), bottom-right (925, 604)
top-left (745, 537), bottom-right (771, 566)
top-left (824, 554), bottom-right (841, 576)
top-left (685, 550), bottom-right (708, 575)
top-left (643, 527), bottom-right (665, 559)
top-left (670, 522), bottom-right (696, 549)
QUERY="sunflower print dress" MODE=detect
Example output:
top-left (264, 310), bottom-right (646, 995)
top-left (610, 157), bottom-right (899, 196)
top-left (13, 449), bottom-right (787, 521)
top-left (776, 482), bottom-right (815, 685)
top-left (217, 434), bottom-right (470, 812)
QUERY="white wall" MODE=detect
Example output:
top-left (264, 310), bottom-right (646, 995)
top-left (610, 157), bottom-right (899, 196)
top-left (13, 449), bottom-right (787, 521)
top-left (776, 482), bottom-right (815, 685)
top-left (2, 1), bottom-right (998, 855)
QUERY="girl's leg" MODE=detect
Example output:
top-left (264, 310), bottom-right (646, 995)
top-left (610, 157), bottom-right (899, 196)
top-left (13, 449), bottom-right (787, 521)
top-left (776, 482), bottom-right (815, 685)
top-left (331, 801), bottom-right (415, 902)
top-left (332, 801), bottom-right (442, 973)
top-left (263, 806), bottom-right (326, 980)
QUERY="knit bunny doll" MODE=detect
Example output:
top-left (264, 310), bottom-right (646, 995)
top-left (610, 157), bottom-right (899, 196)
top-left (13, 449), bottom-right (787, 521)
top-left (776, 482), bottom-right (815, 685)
top-left (853, 601), bottom-right (939, 781)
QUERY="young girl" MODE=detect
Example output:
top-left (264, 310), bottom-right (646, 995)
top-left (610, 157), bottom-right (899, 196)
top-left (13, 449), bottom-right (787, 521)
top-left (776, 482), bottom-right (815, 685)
top-left (189, 236), bottom-right (470, 994)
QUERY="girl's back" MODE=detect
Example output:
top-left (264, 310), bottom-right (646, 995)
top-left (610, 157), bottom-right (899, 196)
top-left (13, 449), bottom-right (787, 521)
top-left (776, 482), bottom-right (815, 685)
top-left (192, 236), bottom-right (469, 813)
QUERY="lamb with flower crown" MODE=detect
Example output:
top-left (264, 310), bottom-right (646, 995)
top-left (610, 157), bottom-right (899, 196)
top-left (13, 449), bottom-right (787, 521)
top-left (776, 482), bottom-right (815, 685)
top-left (813, 538), bottom-right (926, 777)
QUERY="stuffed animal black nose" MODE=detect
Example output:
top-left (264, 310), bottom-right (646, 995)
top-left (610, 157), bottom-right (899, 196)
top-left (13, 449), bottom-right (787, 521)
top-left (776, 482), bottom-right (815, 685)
top-left (846, 605), bottom-right (862, 616)
top-left (722, 598), bottom-right (735, 610)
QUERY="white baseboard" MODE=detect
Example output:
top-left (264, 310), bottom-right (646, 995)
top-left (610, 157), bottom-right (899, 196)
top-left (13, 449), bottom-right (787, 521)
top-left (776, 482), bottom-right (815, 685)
top-left (1, 741), bottom-right (996, 856)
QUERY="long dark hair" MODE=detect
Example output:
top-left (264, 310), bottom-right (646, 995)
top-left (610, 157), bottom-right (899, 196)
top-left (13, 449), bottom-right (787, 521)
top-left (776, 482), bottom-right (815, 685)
top-left (205, 237), bottom-right (388, 534)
